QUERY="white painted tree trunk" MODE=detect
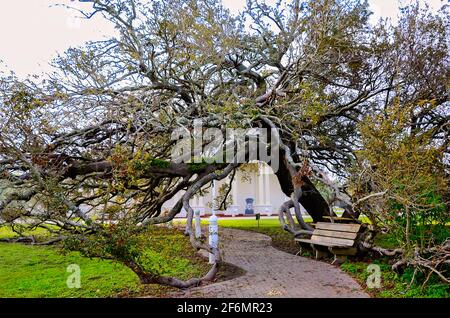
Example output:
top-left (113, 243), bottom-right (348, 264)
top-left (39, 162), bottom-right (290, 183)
top-left (208, 213), bottom-right (218, 264)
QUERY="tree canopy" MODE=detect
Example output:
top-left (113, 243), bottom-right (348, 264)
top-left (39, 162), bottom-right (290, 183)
top-left (0, 0), bottom-right (448, 287)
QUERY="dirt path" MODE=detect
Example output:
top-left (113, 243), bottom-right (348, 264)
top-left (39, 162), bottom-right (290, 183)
top-left (171, 228), bottom-right (369, 298)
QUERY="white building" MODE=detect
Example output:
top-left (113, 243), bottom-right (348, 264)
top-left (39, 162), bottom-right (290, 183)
top-left (163, 162), bottom-right (307, 218)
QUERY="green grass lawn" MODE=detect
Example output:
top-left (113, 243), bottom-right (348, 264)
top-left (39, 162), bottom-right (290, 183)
top-left (0, 242), bottom-right (144, 298)
top-left (0, 225), bottom-right (208, 298)
top-left (215, 218), bottom-right (303, 254)
top-left (340, 260), bottom-right (449, 298)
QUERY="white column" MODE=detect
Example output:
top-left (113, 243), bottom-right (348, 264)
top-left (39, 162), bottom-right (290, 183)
top-left (194, 210), bottom-right (201, 238)
top-left (258, 165), bottom-right (265, 205)
top-left (192, 195), bottom-right (197, 209)
top-left (232, 178), bottom-right (238, 216)
top-left (198, 193), bottom-right (204, 216)
top-left (264, 166), bottom-right (270, 205)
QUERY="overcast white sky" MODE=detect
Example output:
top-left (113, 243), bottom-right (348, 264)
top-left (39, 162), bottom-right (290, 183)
top-left (0, 0), bottom-right (446, 78)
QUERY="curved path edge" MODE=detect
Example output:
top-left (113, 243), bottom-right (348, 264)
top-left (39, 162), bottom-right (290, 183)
top-left (170, 228), bottom-right (369, 298)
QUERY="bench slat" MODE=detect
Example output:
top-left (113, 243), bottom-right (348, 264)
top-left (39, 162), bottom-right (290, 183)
top-left (311, 234), bottom-right (354, 247)
top-left (295, 238), bottom-right (349, 248)
top-left (314, 229), bottom-right (358, 240)
top-left (315, 222), bottom-right (361, 233)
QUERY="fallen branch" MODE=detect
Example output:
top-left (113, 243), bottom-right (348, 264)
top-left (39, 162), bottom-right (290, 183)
top-left (32, 236), bottom-right (65, 245)
top-left (0, 236), bottom-right (36, 244)
top-left (391, 241), bottom-right (449, 284)
top-left (361, 241), bottom-right (404, 256)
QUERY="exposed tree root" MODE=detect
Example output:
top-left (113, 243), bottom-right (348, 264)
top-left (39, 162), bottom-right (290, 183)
top-left (124, 260), bottom-right (219, 289)
top-left (361, 241), bottom-right (404, 256)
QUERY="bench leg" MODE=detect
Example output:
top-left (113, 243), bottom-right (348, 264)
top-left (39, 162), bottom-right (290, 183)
top-left (311, 244), bottom-right (328, 259)
top-left (295, 245), bottom-right (303, 256)
top-left (331, 254), bottom-right (347, 265)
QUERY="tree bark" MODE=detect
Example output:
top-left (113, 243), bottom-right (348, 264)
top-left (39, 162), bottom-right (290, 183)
top-left (273, 147), bottom-right (330, 222)
top-left (124, 260), bottom-right (218, 289)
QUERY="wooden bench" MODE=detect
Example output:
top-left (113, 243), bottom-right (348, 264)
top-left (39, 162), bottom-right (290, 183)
top-left (295, 222), bottom-right (362, 264)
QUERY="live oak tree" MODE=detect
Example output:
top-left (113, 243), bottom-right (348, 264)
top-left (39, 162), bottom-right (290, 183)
top-left (0, 0), bottom-right (448, 288)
